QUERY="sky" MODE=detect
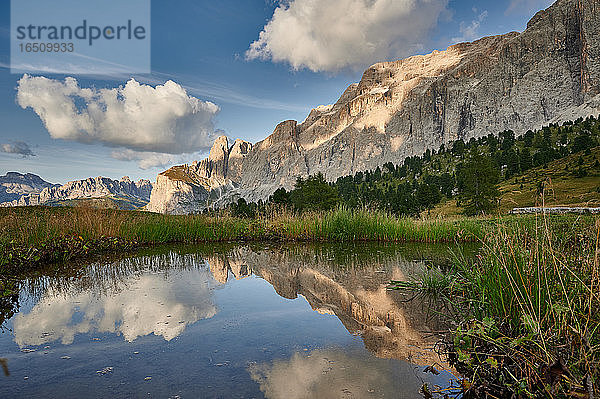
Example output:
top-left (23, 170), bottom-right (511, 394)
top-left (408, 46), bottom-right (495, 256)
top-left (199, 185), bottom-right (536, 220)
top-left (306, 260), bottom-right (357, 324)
top-left (0, 0), bottom-right (555, 184)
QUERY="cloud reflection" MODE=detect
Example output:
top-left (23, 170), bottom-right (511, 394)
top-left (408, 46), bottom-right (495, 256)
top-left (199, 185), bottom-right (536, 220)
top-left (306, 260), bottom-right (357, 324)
top-left (249, 348), bottom-right (432, 399)
top-left (13, 269), bottom-right (217, 346)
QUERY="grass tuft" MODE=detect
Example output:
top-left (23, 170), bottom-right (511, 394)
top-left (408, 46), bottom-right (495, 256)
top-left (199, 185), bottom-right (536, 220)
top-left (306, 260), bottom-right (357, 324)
top-left (450, 216), bottom-right (597, 397)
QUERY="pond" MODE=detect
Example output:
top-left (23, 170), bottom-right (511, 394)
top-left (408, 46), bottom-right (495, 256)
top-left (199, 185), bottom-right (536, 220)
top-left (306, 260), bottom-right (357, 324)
top-left (0, 242), bottom-right (475, 398)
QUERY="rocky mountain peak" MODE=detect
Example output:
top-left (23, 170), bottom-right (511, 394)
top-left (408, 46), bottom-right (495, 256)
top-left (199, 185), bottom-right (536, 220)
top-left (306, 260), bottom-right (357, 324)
top-left (190, 135), bottom-right (230, 183)
top-left (260, 120), bottom-right (298, 150)
top-left (0, 172), bottom-right (57, 204)
top-left (230, 139), bottom-right (252, 159)
top-left (146, 0), bottom-right (600, 214)
top-left (228, 139), bottom-right (253, 181)
top-left (208, 135), bottom-right (229, 162)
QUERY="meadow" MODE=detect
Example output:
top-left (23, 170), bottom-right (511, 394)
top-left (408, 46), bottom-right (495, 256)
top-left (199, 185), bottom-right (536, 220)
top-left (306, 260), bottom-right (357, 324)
top-left (1, 204), bottom-right (483, 241)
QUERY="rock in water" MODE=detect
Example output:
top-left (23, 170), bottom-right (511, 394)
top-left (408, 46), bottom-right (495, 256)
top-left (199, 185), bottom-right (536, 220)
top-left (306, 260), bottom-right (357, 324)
top-left (146, 0), bottom-right (600, 214)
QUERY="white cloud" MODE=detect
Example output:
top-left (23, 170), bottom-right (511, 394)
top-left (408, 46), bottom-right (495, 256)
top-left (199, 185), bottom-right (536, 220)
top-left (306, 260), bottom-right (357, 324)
top-left (1, 141), bottom-right (35, 157)
top-left (452, 10), bottom-right (488, 43)
top-left (16, 75), bottom-right (220, 156)
top-left (249, 348), bottom-right (435, 398)
top-left (110, 149), bottom-right (201, 170)
top-left (246, 0), bottom-right (448, 73)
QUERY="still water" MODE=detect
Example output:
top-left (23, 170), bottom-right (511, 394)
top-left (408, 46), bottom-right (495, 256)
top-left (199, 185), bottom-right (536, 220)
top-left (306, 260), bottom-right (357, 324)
top-left (0, 243), bottom-right (471, 398)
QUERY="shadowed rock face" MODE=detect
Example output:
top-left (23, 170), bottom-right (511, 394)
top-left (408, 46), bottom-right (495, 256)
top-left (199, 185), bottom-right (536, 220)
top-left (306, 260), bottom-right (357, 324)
top-left (147, 0), bottom-right (600, 214)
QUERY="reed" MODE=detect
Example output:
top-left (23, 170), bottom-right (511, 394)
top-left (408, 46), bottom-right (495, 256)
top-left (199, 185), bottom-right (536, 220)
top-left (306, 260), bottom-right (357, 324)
top-left (443, 215), bottom-right (598, 397)
top-left (274, 207), bottom-right (484, 242)
top-left (0, 206), bottom-right (485, 247)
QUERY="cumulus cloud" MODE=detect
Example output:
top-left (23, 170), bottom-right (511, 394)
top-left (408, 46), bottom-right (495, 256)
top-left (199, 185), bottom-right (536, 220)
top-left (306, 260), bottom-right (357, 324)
top-left (246, 0), bottom-right (448, 73)
top-left (1, 141), bottom-right (35, 157)
top-left (452, 10), bottom-right (488, 43)
top-left (110, 149), bottom-right (196, 170)
top-left (248, 348), bottom-right (448, 398)
top-left (16, 75), bottom-right (220, 166)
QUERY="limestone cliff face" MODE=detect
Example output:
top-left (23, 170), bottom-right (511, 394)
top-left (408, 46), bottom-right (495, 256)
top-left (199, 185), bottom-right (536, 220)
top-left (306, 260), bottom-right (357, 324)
top-left (145, 137), bottom-right (252, 214)
top-left (147, 0), bottom-right (600, 214)
top-left (3, 176), bottom-right (152, 207)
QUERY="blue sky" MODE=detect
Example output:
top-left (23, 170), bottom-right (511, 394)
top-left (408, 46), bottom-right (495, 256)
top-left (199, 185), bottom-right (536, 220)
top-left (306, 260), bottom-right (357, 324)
top-left (0, 0), bottom-right (554, 183)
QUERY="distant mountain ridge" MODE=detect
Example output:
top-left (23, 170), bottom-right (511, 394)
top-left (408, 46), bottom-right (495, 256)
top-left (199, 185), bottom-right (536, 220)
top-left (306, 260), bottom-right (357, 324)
top-left (1, 174), bottom-right (153, 208)
top-left (146, 0), bottom-right (600, 214)
top-left (0, 172), bottom-right (58, 203)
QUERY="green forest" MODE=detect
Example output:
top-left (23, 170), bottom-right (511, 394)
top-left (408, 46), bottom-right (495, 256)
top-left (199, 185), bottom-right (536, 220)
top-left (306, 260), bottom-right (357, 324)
top-left (229, 115), bottom-right (600, 217)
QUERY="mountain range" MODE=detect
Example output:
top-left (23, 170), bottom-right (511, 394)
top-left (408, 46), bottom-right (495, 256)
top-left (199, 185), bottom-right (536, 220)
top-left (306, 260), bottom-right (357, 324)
top-left (145, 0), bottom-right (600, 214)
top-left (0, 173), bottom-right (152, 209)
top-left (2, 0), bottom-right (599, 214)
top-left (0, 172), bottom-right (58, 204)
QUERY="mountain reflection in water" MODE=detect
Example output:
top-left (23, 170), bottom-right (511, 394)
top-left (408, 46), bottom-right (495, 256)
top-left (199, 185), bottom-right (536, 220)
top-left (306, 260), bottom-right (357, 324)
top-left (1, 243), bottom-right (471, 398)
top-left (204, 244), bottom-right (455, 365)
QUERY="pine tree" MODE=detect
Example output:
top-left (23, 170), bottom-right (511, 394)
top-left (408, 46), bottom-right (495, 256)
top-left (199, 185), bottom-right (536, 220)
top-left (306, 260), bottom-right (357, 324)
top-left (456, 150), bottom-right (500, 215)
top-left (270, 187), bottom-right (290, 205)
top-left (520, 148), bottom-right (533, 171)
top-left (290, 173), bottom-right (338, 211)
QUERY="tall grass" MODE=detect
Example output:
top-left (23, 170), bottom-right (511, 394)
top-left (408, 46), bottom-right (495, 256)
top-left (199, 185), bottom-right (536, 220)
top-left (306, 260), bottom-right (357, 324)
top-left (447, 215), bottom-right (599, 397)
top-left (0, 206), bottom-right (485, 247)
top-left (268, 207), bottom-right (485, 242)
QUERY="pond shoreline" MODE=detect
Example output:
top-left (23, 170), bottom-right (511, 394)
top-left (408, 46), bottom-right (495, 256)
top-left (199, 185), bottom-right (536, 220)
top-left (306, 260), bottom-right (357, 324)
top-left (389, 215), bottom-right (599, 398)
top-left (1, 206), bottom-right (598, 398)
top-left (1, 205), bottom-right (488, 276)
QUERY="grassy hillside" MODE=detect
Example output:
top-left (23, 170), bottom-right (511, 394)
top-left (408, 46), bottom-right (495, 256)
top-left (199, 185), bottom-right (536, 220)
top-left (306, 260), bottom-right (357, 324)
top-left (499, 146), bottom-right (600, 210)
top-left (430, 146), bottom-right (600, 216)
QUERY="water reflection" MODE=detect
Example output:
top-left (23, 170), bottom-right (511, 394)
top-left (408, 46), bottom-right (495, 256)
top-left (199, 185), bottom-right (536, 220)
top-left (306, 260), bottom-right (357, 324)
top-left (7, 244), bottom-right (463, 362)
top-left (249, 348), bottom-right (437, 399)
top-left (13, 265), bottom-right (218, 346)
top-left (1, 243), bottom-right (471, 397)
top-left (204, 244), bottom-right (451, 365)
